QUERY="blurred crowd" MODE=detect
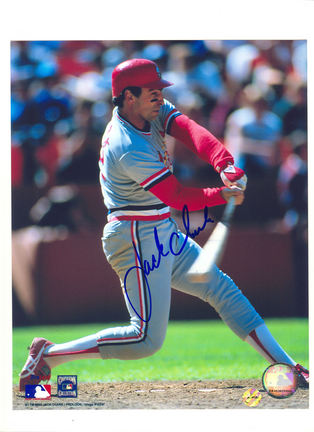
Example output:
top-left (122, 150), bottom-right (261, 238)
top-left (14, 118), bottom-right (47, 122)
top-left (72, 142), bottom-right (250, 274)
top-left (11, 40), bottom-right (307, 233)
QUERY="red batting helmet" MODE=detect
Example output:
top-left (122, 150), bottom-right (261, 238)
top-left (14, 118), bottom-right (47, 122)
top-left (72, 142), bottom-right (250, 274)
top-left (112, 58), bottom-right (173, 98)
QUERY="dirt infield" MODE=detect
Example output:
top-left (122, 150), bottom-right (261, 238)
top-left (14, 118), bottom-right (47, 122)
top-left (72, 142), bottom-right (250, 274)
top-left (13, 379), bottom-right (309, 409)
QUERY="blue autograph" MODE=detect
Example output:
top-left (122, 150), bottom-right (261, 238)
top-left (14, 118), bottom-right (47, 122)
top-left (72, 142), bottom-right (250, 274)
top-left (123, 205), bottom-right (214, 322)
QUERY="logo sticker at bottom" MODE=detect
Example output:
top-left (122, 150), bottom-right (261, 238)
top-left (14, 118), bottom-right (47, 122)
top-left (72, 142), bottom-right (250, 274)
top-left (242, 388), bottom-right (262, 407)
top-left (57, 375), bottom-right (78, 398)
top-left (25, 384), bottom-right (51, 400)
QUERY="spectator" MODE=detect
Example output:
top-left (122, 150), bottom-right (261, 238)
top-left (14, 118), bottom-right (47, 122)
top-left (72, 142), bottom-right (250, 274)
top-left (224, 84), bottom-right (282, 177)
top-left (55, 100), bottom-right (100, 185)
top-left (282, 81), bottom-right (307, 135)
top-left (277, 130), bottom-right (307, 228)
top-left (276, 130), bottom-right (308, 316)
top-left (29, 185), bottom-right (93, 233)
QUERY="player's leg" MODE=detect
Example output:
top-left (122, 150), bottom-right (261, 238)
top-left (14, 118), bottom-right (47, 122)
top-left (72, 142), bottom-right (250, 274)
top-left (170, 225), bottom-right (303, 367)
top-left (20, 219), bottom-right (174, 389)
top-left (96, 218), bottom-right (174, 360)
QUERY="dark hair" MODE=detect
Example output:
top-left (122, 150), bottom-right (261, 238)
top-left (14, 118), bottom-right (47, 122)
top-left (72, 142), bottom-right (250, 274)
top-left (112, 86), bottom-right (142, 107)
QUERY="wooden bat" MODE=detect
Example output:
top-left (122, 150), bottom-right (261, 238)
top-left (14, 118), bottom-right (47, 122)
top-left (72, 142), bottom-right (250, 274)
top-left (187, 196), bottom-right (236, 283)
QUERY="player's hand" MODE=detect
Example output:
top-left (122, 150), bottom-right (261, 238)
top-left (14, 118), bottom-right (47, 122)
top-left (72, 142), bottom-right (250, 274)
top-left (220, 164), bottom-right (247, 191)
top-left (221, 187), bottom-right (245, 205)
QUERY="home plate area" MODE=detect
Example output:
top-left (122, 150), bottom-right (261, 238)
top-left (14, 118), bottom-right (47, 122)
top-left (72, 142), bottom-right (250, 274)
top-left (13, 379), bottom-right (308, 409)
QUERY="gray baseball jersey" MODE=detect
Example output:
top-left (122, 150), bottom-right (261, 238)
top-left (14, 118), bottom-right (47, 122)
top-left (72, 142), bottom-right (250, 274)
top-left (99, 99), bottom-right (181, 221)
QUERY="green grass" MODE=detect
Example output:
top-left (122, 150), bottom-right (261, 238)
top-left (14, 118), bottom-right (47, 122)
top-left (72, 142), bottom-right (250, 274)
top-left (13, 318), bottom-right (308, 384)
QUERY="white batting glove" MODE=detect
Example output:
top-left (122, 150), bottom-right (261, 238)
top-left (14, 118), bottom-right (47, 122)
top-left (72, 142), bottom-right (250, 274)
top-left (220, 164), bottom-right (247, 191)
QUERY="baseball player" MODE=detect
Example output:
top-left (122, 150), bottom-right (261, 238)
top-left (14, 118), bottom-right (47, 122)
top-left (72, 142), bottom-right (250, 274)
top-left (19, 59), bottom-right (309, 391)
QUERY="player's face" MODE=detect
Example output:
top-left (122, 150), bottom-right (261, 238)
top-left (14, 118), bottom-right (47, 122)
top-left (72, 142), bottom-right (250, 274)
top-left (133, 88), bottom-right (164, 123)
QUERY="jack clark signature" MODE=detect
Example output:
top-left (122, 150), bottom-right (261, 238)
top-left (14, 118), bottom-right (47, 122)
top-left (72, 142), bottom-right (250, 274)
top-left (123, 205), bottom-right (214, 322)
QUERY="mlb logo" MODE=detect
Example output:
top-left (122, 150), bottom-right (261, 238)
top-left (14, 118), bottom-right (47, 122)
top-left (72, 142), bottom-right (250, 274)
top-left (25, 384), bottom-right (51, 400)
top-left (57, 375), bottom-right (77, 398)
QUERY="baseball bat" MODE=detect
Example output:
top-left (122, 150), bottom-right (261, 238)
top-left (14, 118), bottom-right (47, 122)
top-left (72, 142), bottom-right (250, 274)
top-left (187, 196), bottom-right (236, 283)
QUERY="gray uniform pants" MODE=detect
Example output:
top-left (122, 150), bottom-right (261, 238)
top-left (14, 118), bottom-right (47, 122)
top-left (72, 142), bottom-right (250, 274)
top-left (97, 217), bottom-right (263, 359)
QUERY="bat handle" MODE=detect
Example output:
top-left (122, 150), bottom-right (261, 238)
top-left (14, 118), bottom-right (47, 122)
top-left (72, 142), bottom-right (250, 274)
top-left (222, 196), bottom-right (236, 224)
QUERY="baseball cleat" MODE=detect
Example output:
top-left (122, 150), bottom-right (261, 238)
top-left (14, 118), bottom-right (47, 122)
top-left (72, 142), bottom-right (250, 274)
top-left (295, 364), bottom-right (309, 388)
top-left (19, 337), bottom-right (54, 392)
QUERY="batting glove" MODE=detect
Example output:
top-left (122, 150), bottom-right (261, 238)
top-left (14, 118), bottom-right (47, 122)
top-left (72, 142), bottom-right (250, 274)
top-left (220, 163), bottom-right (247, 191)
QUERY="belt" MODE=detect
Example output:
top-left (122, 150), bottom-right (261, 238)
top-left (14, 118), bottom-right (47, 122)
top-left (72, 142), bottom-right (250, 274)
top-left (107, 204), bottom-right (171, 222)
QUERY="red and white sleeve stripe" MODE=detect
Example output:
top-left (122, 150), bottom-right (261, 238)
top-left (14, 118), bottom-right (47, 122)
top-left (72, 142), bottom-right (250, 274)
top-left (140, 167), bottom-right (172, 191)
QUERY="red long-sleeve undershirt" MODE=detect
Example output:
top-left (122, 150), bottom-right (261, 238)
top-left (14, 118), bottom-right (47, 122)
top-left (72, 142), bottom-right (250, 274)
top-left (148, 114), bottom-right (232, 211)
top-left (169, 114), bottom-right (234, 172)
